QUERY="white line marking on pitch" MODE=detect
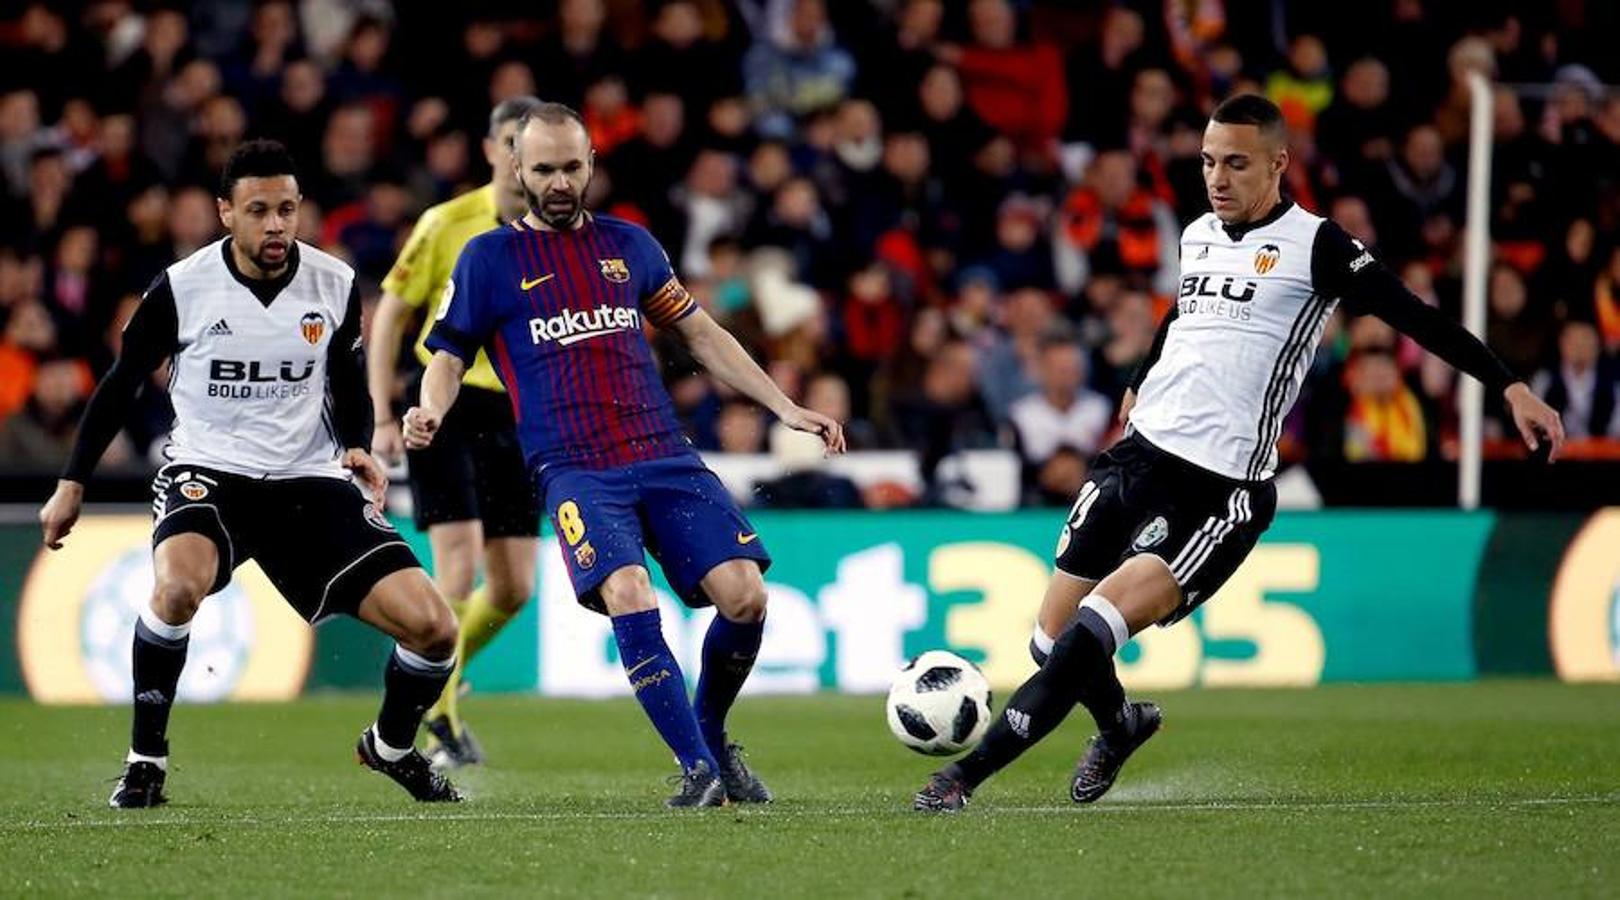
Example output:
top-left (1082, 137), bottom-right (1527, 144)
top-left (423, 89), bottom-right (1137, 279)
top-left (5, 795), bottom-right (1616, 831)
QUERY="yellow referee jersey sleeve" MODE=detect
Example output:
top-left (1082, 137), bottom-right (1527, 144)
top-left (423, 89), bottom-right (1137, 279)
top-left (381, 185), bottom-right (506, 392)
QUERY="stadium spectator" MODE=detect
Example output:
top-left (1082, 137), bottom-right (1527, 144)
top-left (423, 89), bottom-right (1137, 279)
top-left (942, 0), bottom-right (1065, 160)
top-left (0, 357), bottom-right (107, 471)
top-left (1265, 35), bottom-right (1334, 134)
top-left (1063, 6), bottom-right (1144, 150)
top-left (670, 149), bottom-right (752, 279)
top-left (531, 0), bottom-right (627, 109)
top-left (1054, 150), bottom-right (1178, 298)
top-left (1008, 336), bottom-right (1111, 501)
top-left (1339, 349), bottom-right (1431, 462)
top-left (890, 339), bottom-right (999, 494)
top-left (1532, 321), bottom-right (1618, 439)
top-left (742, 0), bottom-right (855, 139)
top-left (1315, 57), bottom-right (1395, 190)
top-left (979, 286), bottom-right (1059, 423)
top-left (1375, 124), bottom-right (1460, 258)
top-left (633, 0), bottom-right (740, 108)
top-left (1592, 246), bottom-right (1620, 352)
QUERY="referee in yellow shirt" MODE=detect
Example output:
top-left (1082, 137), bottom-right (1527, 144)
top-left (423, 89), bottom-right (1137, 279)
top-left (367, 96), bottom-right (542, 767)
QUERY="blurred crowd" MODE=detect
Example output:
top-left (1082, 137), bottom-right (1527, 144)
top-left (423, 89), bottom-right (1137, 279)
top-left (2, 0), bottom-right (1619, 507)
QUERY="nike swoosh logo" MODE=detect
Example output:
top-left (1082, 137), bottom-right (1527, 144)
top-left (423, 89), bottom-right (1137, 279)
top-left (520, 274), bottom-right (555, 290)
top-left (737, 532), bottom-right (759, 545)
top-left (626, 657), bottom-right (658, 678)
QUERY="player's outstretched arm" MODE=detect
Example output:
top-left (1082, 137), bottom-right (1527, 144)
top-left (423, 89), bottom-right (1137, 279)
top-left (403, 350), bottom-right (467, 451)
top-left (674, 308), bottom-right (846, 455)
top-left (366, 291), bottom-right (414, 465)
top-left (1314, 222), bottom-right (1565, 460)
top-left (42, 275), bottom-right (178, 549)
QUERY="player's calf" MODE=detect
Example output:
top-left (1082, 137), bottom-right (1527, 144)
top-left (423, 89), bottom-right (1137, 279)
top-left (601, 566), bottom-right (723, 801)
top-left (118, 546), bottom-right (212, 805)
top-left (355, 571), bottom-right (461, 795)
top-left (695, 560), bottom-right (768, 793)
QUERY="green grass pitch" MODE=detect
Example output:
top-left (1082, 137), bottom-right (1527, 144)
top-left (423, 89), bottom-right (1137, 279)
top-left (2, 682), bottom-right (1617, 897)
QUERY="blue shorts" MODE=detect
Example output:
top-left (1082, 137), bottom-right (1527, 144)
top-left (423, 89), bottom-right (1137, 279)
top-left (539, 453), bottom-right (771, 614)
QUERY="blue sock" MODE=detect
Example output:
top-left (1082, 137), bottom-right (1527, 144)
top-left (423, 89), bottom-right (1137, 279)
top-left (694, 615), bottom-right (764, 757)
top-left (611, 609), bottom-right (715, 773)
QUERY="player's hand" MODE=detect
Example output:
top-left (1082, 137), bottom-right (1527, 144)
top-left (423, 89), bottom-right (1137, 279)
top-left (372, 418), bottom-right (405, 465)
top-left (402, 406), bottom-right (442, 450)
top-left (1118, 388), bottom-right (1137, 425)
top-left (780, 405), bottom-right (847, 456)
top-left (40, 480), bottom-right (85, 550)
top-left (342, 448), bottom-right (390, 501)
top-left (1504, 382), bottom-right (1564, 462)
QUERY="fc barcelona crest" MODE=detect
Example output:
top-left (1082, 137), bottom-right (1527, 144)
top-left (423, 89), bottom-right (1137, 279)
top-left (1253, 244), bottom-right (1281, 275)
top-left (574, 540), bottom-right (598, 570)
top-left (299, 312), bottom-right (326, 345)
top-left (598, 258), bottom-right (630, 283)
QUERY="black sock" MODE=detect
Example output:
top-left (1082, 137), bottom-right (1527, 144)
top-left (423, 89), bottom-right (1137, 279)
top-left (375, 645), bottom-right (455, 751)
top-left (131, 616), bottom-right (190, 758)
top-left (951, 609), bottom-right (1123, 789)
top-left (1068, 607), bottom-right (1129, 736)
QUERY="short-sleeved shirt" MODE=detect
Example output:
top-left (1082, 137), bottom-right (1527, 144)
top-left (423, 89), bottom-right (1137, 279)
top-left (380, 184), bottom-right (506, 392)
top-left (425, 213), bottom-right (699, 472)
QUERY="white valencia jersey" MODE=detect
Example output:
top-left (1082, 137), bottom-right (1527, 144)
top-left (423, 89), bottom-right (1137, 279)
top-left (163, 240), bottom-right (358, 479)
top-left (1129, 203), bottom-right (1338, 481)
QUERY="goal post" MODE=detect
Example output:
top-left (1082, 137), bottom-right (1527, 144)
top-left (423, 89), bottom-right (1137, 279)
top-left (1459, 70), bottom-right (1493, 510)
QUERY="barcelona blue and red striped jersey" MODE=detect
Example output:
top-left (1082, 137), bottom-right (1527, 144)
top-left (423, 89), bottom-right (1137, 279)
top-left (425, 214), bottom-right (698, 471)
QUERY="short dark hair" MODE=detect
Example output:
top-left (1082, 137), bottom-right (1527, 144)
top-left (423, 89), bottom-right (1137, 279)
top-left (1210, 94), bottom-right (1285, 141)
top-left (515, 101), bottom-right (588, 141)
top-left (218, 139), bottom-right (299, 200)
top-left (489, 95), bottom-right (542, 136)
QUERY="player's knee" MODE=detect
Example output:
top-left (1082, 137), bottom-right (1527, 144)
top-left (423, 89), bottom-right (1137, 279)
top-left (409, 600), bottom-right (459, 660)
top-left (704, 562), bottom-right (767, 623)
top-left (150, 577), bottom-right (206, 624)
top-left (599, 566), bottom-right (656, 615)
top-left (719, 582), bottom-right (767, 624)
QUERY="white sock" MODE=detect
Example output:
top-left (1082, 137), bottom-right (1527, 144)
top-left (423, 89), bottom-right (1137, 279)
top-left (369, 725), bottom-right (412, 762)
top-left (393, 644), bottom-right (455, 673)
top-left (1080, 594), bottom-right (1131, 653)
top-left (126, 749), bottom-right (168, 770)
top-left (1031, 623), bottom-right (1056, 657)
top-left (139, 606), bottom-right (191, 642)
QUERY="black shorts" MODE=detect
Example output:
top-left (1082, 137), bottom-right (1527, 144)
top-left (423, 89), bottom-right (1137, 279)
top-left (404, 383), bottom-right (539, 537)
top-left (1054, 432), bottom-right (1277, 624)
top-left (151, 464), bottom-right (422, 622)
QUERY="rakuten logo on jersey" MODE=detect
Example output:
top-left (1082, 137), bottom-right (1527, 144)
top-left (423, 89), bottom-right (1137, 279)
top-left (529, 305), bottom-right (642, 346)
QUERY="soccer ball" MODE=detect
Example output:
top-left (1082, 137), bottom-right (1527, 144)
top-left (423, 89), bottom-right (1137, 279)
top-left (885, 650), bottom-right (993, 755)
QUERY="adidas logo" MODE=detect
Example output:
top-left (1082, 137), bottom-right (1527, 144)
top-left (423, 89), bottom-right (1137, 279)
top-left (1196, 245), bottom-right (1210, 260)
top-left (206, 318), bottom-right (232, 336)
top-left (135, 689), bottom-right (168, 705)
top-left (1005, 707), bottom-right (1031, 738)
